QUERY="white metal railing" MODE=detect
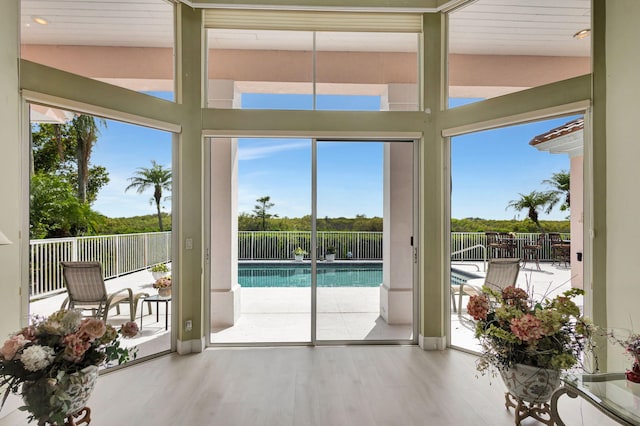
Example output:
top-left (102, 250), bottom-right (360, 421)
top-left (450, 232), bottom-right (570, 262)
top-left (29, 232), bottom-right (171, 299)
top-left (451, 244), bottom-right (487, 271)
top-left (238, 231), bottom-right (383, 260)
top-left (29, 230), bottom-right (569, 300)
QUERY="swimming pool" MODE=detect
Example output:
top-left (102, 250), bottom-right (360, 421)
top-left (450, 267), bottom-right (482, 287)
top-left (238, 262), bottom-right (382, 287)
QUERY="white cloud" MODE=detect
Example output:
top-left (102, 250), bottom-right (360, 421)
top-left (238, 141), bottom-right (309, 160)
top-left (93, 174), bottom-right (171, 218)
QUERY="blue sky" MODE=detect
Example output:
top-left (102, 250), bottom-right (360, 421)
top-left (87, 93), bottom-right (576, 221)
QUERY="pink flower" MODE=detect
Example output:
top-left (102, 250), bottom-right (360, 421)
top-left (20, 326), bottom-right (37, 341)
top-left (510, 314), bottom-right (544, 342)
top-left (467, 294), bottom-right (490, 321)
top-left (501, 286), bottom-right (528, 306)
top-left (153, 276), bottom-right (172, 289)
top-left (120, 321), bottom-right (139, 338)
top-left (78, 318), bottom-right (107, 341)
top-left (63, 333), bottom-right (91, 362)
top-left (0, 334), bottom-right (28, 360)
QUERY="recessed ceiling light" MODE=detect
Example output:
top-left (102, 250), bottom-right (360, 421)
top-left (32, 16), bottom-right (49, 25)
top-left (573, 29), bottom-right (590, 39)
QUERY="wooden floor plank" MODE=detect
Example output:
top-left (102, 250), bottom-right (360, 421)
top-left (0, 346), bottom-right (619, 425)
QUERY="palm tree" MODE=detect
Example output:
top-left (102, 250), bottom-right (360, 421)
top-left (506, 191), bottom-right (557, 230)
top-left (125, 161), bottom-right (172, 231)
top-left (543, 171), bottom-right (570, 212)
top-left (71, 115), bottom-right (106, 203)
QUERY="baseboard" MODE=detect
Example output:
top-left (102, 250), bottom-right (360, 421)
top-left (418, 334), bottom-right (446, 350)
top-left (176, 336), bottom-right (206, 354)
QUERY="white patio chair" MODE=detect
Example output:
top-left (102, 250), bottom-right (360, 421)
top-left (457, 257), bottom-right (521, 315)
top-left (60, 261), bottom-right (135, 322)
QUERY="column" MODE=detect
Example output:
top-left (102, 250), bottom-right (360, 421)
top-left (209, 79), bottom-right (241, 327)
top-left (379, 83), bottom-right (418, 325)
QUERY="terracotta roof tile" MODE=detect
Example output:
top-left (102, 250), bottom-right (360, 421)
top-left (529, 118), bottom-right (584, 146)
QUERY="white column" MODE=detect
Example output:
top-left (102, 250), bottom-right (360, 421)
top-left (379, 83), bottom-right (418, 325)
top-left (209, 79), bottom-right (241, 327)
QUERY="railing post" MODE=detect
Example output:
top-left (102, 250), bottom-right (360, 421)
top-left (144, 233), bottom-right (149, 269)
top-left (71, 237), bottom-right (78, 261)
top-left (115, 235), bottom-right (120, 277)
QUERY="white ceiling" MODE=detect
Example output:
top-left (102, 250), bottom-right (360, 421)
top-left (20, 0), bottom-right (591, 57)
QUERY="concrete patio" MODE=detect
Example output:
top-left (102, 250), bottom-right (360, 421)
top-left (28, 259), bottom-right (575, 352)
top-left (29, 268), bottom-right (172, 361)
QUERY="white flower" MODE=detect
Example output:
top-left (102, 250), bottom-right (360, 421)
top-left (21, 345), bottom-right (55, 372)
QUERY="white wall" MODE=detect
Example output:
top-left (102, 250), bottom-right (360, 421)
top-left (605, 0), bottom-right (640, 369)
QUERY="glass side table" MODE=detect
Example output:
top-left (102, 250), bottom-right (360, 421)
top-left (139, 294), bottom-right (172, 331)
top-left (550, 373), bottom-right (640, 426)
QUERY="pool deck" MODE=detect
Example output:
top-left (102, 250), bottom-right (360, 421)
top-left (28, 260), bottom-right (574, 352)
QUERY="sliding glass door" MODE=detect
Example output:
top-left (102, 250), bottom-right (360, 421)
top-left (209, 137), bottom-right (416, 345)
top-left (314, 141), bottom-right (414, 342)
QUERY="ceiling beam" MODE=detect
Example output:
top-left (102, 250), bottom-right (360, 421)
top-left (181, 0), bottom-right (440, 12)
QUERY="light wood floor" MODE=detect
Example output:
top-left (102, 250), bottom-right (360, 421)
top-left (0, 346), bottom-right (616, 425)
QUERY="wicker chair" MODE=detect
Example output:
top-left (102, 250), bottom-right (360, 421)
top-left (548, 232), bottom-right (571, 266)
top-left (60, 261), bottom-right (135, 322)
top-left (485, 232), bottom-right (502, 259)
top-left (522, 233), bottom-right (545, 271)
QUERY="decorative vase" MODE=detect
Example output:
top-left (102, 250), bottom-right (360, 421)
top-left (22, 365), bottom-right (99, 423)
top-left (325, 253), bottom-right (336, 262)
top-left (152, 271), bottom-right (168, 280)
top-left (294, 254), bottom-right (304, 262)
top-left (500, 364), bottom-right (561, 403)
top-left (158, 287), bottom-right (171, 297)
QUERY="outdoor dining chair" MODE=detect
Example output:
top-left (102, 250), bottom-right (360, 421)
top-left (485, 232), bottom-right (502, 259)
top-left (60, 261), bottom-right (135, 322)
top-left (498, 232), bottom-right (516, 258)
top-left (457, 258), bottom-right (521, 315)
top-left (548, 232), bottom-right (571, 266)
top-left (522, 233), bottom-right (545, 271)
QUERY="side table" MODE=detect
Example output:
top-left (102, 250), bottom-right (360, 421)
top-left (139, 294), bottom-right (172, 330)
top-left (550, 373), bottom-right (640, 425)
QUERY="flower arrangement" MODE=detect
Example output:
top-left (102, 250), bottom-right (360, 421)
top-left (293, 247), bottom-right (307, 256)
top-left (153, 276), bottom-right (172, 289)
top-left (607, 329), bottom-right (640, 382)
top-left (467, 286), bottom-right (595, 375)
top-left (150, 263), bottom-right (169, 273)
top-left (325, 246), bottom-right (336, 255)
top-left (0, 310), bottom-right (138, 424)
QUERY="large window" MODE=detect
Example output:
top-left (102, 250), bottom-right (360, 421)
top-left (28, 104), bottom-right (173, 363)
top-left (449, 115), bottom-right (584, 351)
top-left (206, 11), bottom-right (420, 111)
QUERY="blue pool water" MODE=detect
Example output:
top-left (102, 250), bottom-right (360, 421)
top-left (238, 262), bottom-right (382, 287)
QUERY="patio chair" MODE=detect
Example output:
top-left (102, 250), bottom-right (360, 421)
top-left (485, 232), bottom-right (501, 259)
top-left (457, 258), bottom-right (521, 314)
top-left (548, 232), bottom-right (571, 266)
top-left (60, 261), bottom-right (135, 322)
top-left (498, 232), bottom-right (516, 258)
top-left (522, 233), bottom-right (545, 271)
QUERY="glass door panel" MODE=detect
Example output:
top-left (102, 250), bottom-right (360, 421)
top-left (209, 137), bottom-right (312, 344)
top-left (315, 141), bottom-right (414, 342)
